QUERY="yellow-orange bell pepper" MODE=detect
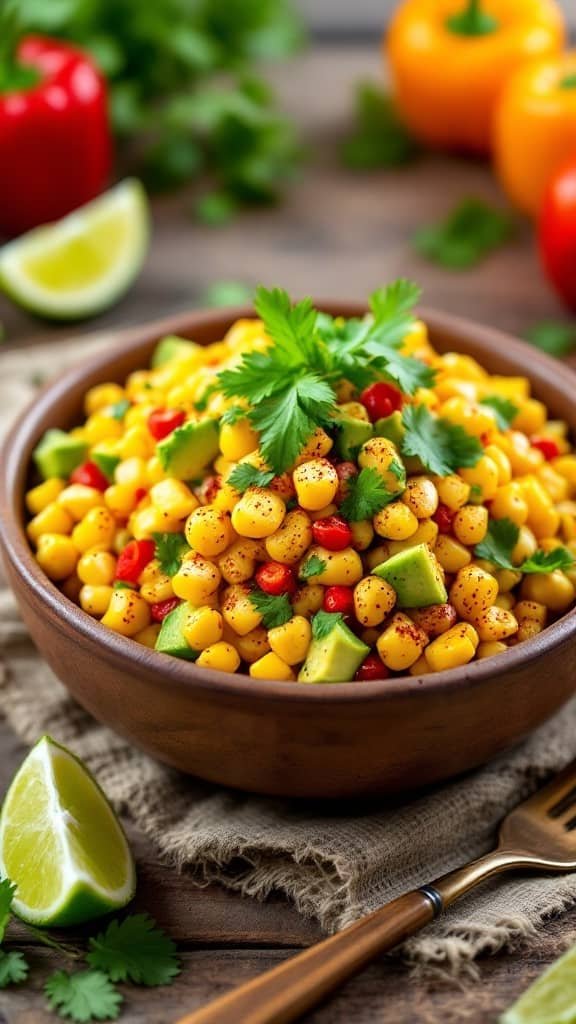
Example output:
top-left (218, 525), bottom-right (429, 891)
top-left (386, 0), bottom-right (565, 154)
top-left (494, 52), bottom-right (576, 217)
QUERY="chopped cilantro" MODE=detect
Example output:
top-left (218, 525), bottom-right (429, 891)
top-left (480, 396), bottom-right (518, 431)
top-left (474, 518), bottom-right (518, 569)
top-left (401, 404), bottom-right (483, 476)
top-left (339, 467), bottom-right (394, 521)
top-left (194, 382), bottom-right (218, 412)
top-left (312, 611), bottom-right (344, 640)
top-left (341, 83), bottom-right (419, 170)
top-left (521, 548), bottom-right (575, 574)
top-left (414, 198), bottom-right (514, 269)
top-left (524, 321), bottom-right (576, 357)
top-left (249, 588), bottom-right (293, 628)
top-left (152, 533), bottom-right (190, 577)
top-left (299, 555), bottom-right (327, 580)
top-left (227, 464), bottom-right (275, 492)
top-left (107, 399), bottom-right (131, 421)
top-left (220, 405), bottom-right (249, 426)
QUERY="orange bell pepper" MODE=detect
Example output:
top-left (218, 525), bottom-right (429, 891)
top-left (386, 0), bottom-right (565, 154)
top-left (494, 53), bottom-right (576, 217)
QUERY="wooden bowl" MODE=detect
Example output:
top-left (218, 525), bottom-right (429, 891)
top-left (2, 304), bottom-right (576, 798)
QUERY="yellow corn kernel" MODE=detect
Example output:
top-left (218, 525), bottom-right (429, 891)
top-left (537, 464), bottom-right (569, 504)
top-left (83, 413), bottom-right (123, 445)
top-left (364, 544), bottom-right (390, 572)
top-left (473, 606), bottom-right (518, 642)
top-left (146, 456), bottom-right (166, 487)
top-left (425, 622), bottom-right (479, 672)
top-left (197, 642), bottom-right (242, 673)
top-left (117, 426), bottom-right (153, 460)
top-left (495, 593), bottom-right (516, 610)
top-left (517, 619), bottom-right (544, 643)
top-left (512, 399), bottom-right (547, 435)
top-left (221, 583), bottom-right (262, 636)
top-left (553, 455), bottom-right (576, 489)
top-left (250, 651), bottom-right (295, 681)
top-left (477, 640), bottom-right (508, 659)
top-left (482, 376), bottom-right (529, 401)
top-left (140, 572), bottom-right (174, 604)
top-left (268, 616), bottom-right (312, 666)
top-left (409, 654), bottom-right (434, 676)
top-left (36, 534), bottom-right (79, 581)
top-left (183, 607), bottom-right (223, 650)
top-left (113, 528), bottom-right (132, 555)
top-left (387, 520), bottom-right (439, 557)
top-left (490, 483), bottom-right (529, 527)
top-left (353, 576), bottom-right (396, 627)
top-left (439, 397), bottom-right (495, 437)
top-left (358, 437), bottom-right (403, 493)
top-left (452, 505), bottom-right (489, 546)
top-left (79, 584), bottom-right (113, 617)
top-left (57, 484), bottom-right (105, 521)
top-left (459, 456), bottom-right (499, 502)
top-left (434, 535), bottom-right (472, 573)
top-left (521, 476), bottom-right (560, 540)
top-left (231, 487), bottom-right (286, 539)
top-left (520, 572), bottom-right (575, 612)
top-left (77, 549), bottom-right (117, 586)
top-left (104, 483), bottom-right (140, 517)
top-left (440, 352), bottom-right (488, 382)
top-left (292, 584), bottom-right (324, 618)
top-left (214, 455), bottom-right (234, 477)
top-left (402, 477), bottom-right (439, 519)
top-left (26, 478), bottom-right (66, 516)
top-left (302, 545), bottom-right (363, 586)
top-left (130, 506), bottom-right (182, 540)
top-left (558, 503), bottom-right (576, 543)
top-left (507, 431), bottom-right (543, 476)
top-left (125, 404), bottom-right (154, 429)
top-left (484, 445), bottom-right (512, 485)
top-left (232, 627), bottom-right (271, 664)
top-left (219, 419), bottom-right (259, 461)
top-left (512, 526), bottom-right (538, 565)
top-left (264, 510), bottom-right (312, 565)
top-left (450, 565), bottom-right (498, 621)
top-left (308, 503), bottom-right (339, 522)
top-left (134, 624), bottom-right (161, 648)
top-left (217, 540), bottom-right (257, 585)
top-left (495, 569), bottom-right (522, 593)
top-left (213, 481), bottom-right (240, 514)
top-left (349, 519), bottom-right (374, 551)
top-left (71, 507), bottom-right (117, 553)
top-left (514, 600), bottom-right (547, 626)
top-left (172, 554), bottom-right (221, 605)
top-left (434, 474), bottom-right (470, 510)
top-left (377, 614), bottom-right (428, 671)
top-left (292, 459), bottom-right (338, 512)
top-left (100, 588), bottom-right (151, 636)
top-left (27, 502), bottom-right (74, 545)
top-left (294, 427), bottom-right (333, 464)
top-left (115, 456), bottom-right (148, 489)
top-left (185, 506), bottom-right (234, 557)
top-left (84, 382), bottom-right (126, 416)
top-left (150, 479), bottom-right (198, 520)
top-left (373, 502), bottom-right (418, 541)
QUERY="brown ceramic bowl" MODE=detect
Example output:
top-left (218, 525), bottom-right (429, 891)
top-left (2, 304), bottom-right (576, 798)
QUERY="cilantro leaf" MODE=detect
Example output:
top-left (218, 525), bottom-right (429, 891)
top-left (474, 518), bottom-right (519, 570)
top-left (45, 970), bottom-right (122, 1023)
top-left (106, 399), bottom-right (131, 421)
top-left (153, 533), bottom-right (190, 577)
top-left (341, 83), bottom-right (419, 170)
top-left (0, 951), bottom-right (29, 988)
top-left (414, 198), bottom-right (514, 269)
top-left (340, 467), bottom-right (395, 521)
top-left (524, 321), bottom-right (576, 357)
top-left (374, 348), bottom-right (435, 395)
top-left (254, 286), bottom-right (318, 364)
top-left (227, 465), bottom-right (275, 492)
top-left (87, 914), bottom-right (180, 987)
top-left (480, 396), bottom-right (518, 431)
top-left (249, 588), bottom-right (293, 628)
top-left (194, 382), bottom-right (218, 412)
top-left (249, 374), bottom-right (335, 474)
top-left (521, 548), bottom-right (575, 574)
top-left (401, 405), bottom-right (483, 476)
top-left (220, 405), bottom-right (248, 426)
top-left (299, 555), bottom-right (326, 580)
top-left (312, 611), bottom-right (344, 640)
top-left (0, 877), bottom-right (15, 942)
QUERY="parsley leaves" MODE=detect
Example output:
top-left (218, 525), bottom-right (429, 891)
top-left (340, 467), bottom-right (394, 521)
top-left (521, 549), bottom-right (575, 574)
top-left (249, 588), bottom-right (293, 628)
top-left (299, 555), bottom-right (327, 579)
top-left (475, 519), bottom-right (575, 574)
top-left (45, 970), bottom-right (123, 1023)
top-left (153, 533), bottom-right (190, 577)
top-left (0, 950), bottom-right (28, 989)
top-left (312, 611), bottom-right (345, 640)
top-left (227, 464), bottom-right (275, 492)
top-left (480, 396), bottom-right (518, 431)
top-left (414, 198), bottom-right (514, 269)
top-left (401, 405), bottom-right (483, 476)
top-left (87, 914), bottom-right (180, 987)
top-left (341, 83), bottom-right (419, 170)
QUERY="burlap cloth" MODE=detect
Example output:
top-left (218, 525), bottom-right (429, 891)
top-left (2, 334), bottom-right (576, 979)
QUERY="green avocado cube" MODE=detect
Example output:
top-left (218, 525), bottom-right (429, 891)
top-left (155, 603), bottom-right (198, 660)
top-left (91, 449), bottom-right (120, 481)
top-left (33, 429), bottom-right (88, 480)
top-left (335, 413), bottom-right (374, 460)
top-left (157, 419), bottom-right (219, 481)
top-left (374, 411), bottom-right (405, 449)
top-left (151, 335), bottom-right (201, 368)
top-left (298, 621), bottom-right (369, 684)
top-left (373, 543), bottom-right (447, 608)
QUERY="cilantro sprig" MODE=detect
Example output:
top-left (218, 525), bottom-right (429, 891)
top-left (249, 587), bottom-right (293, 628)
top-left (414, 198), bottom-right (514, 269)
top-left (401, 405), bottom-right (483, 477)
top-left (339, 467), bottom-right (394, 522)
top-left (312, 611), bottom-right (345, 640)
top-left (45, 970), bottom-right (122, 1022)
top-left (87, 915), bottom-right (180, 987)
top-left (227, 464), bottom-right (275, 492)
top-left (480, 396), bottom-right (518, 431)
top-left (475, 519), bottom-right (575, 574)
top-left (299, 554), bottom-right (326, 580)
top-left (153, 533), bottom-right (190, 577)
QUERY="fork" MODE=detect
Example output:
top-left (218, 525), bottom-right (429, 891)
top-left (175, 757), bottom-right (576, 1024)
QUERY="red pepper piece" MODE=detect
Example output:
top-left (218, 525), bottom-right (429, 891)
top-left (115, 539), bottom-right (156, 584)
top-left (134, 487), bottom-right (148, 503)
top-left (360, 382), bottom-right (403, 423)
top-left (0, 37), bottom-right (111, 236)
top-left (255, 562), bottom-right (296, 596)
top-left (323, 585), bottom-right (354, 615)
top-left (151, 597), bottom-right (181, 623)
top-left (148, 408), bottom-right (186, 441)
top-left (70, 460), bottom-right (109, 492)
top-left (312, 515), bottom-right (353, 551)
top-left (531, 436), bottom-right (560, 461)
top-left (355, 654), bottom-right (389, 681)
top-left (433, 504), bottom-right (456, 534)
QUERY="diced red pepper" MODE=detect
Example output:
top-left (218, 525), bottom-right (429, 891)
top-left (115, 539), bottom-right (156, 584)
top-left (323, 585), bottom-right (354, 615)
top-left (360, 382), bottom-right (403, 423)
top-left (134, 487), bottom-right (148, 503)
top-left (70, 460), bottom-right (109, 492)
top-left (531, 436), bottom-right (560, 461)
top-left (148, 408), bottom-right (186, 441)
top-left (433, 504), bottom-right (456, 534)
top-left (355, 654), bottom-right (389, 681)
top-left (151, 597), bottom-right (181, 623)
top-left (255, 562), bottom-right (296, 596)
top-left (312, 515), bottom-right (353, 551)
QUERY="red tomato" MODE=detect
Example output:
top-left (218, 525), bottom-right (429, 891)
top-left (115, 539), bottom-right (156, 583)
top-left (360, 382), bottom-right (403, 422)
top-left (255, 562), bottom-right (296, 596)
top-left (151, 597), bottom-right (180, 623)
top-left (539, 160), bottom-right (576, 311)
top-left (134, 487), bottom-right (148, 503)
top-left (433, 504), bottom-right (456, 534)
top-left (70, 460), bottom-right (109, 492)
top-left (323, 585), bottom-right (354, 615)
top-left (531, 435), bottom-right (560, 461)
top-left (148, 408), bottom-right (186, 441)
top-left (355, 654), bottom-right (389, 681)
top-left (312, 515), bottom-right (353, 551)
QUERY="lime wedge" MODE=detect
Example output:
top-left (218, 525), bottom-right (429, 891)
top-left (0, 736), bottom-right (136, 926)
top-left (500, 943), bottom-right (576, 1024)
top-left (0, 179), bottom-right (148, 320)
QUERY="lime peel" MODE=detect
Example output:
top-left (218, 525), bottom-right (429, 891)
top-left (501, 942), bottom-right (576, 1024)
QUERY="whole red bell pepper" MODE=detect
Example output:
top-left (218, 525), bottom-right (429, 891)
top-left (0, 35), bottom-right (111, 237)
top-left (539, 158), bottom-right (576, 312)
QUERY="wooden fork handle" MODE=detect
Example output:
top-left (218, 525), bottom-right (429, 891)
top-left (175, 889), bottom-right (436, 1024)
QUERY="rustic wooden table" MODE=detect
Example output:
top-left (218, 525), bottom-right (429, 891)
top-left (1, 44), bottom-right (576, 1024)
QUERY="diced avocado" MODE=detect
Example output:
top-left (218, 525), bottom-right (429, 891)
top-left (33, 429), bottom-right (88, 480)
top-left (374, 411), bottom-right (405, 449)
top-left (155, 602), bottom-right (198, 660)
top-left (151, 335), bottom-right (201, 368)
top-left (373, 543), bottom-right (447, 608)
top-left (157, 419), bottom-right (219, 481)
top-left (91, 449), bottom-right (120, 481)
top-left (335, 413), bottom-right (374, 460)
top-left (298, 621), bottom-right (369, 684)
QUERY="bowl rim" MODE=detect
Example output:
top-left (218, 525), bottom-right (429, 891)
top-left (2, 301), bottom-right (576, 707)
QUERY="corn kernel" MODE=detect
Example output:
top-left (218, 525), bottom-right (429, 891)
top-left (453, 505), bottom-right (489, 546)
top-left (196, 642), bottom-right (240, 674)
top-left (473, 606), bottom-right (518, 642)
top-left (353, 576), bottom-right (396, 627)
top-left (172, 554), bottom-right (221, 605)
top-left (302, 545), bottom-right (363, 586)
top-left (358, 437), bottom-right (404, 494)
top-left (77, 550), bottom-right (117, 586)
top-left (490, 483), bottom-right (529, 527)
top-left (217, 540), bottom-right (257, 585)
top-left (514, 600), bottom-right (547, 626)
top-left (222, 584), bottom-right (262, 635)
top-left (231, 487), bottom-right (286, 538)
top-left (36, 534), bottom-right (79, 580)
top-left (521, 476), bottom-right (560, 539)
top-left (79, 584), bottom-right (113, 617)
top-left (374, 502), bottom-right (418, 540)
top-left (250, 651), bottom-right (295, 681)
top-left (71, 507), bottom-right (117, 552)
top-left (377, 614), bottom-right (428, 671)
top-left (27, 502), bottom-right (74, 545)
top-left (150, 479), bottom-right (199, 520)
top-left (450, 565), bottom-right (498, 620)
top-left (130, 505), bottom-right (182, 540)
top-left (100, 588), bottom-right (151, 636)
top-left (219, 419), bottom-right (259, 461)
top-left (476, 641), bottom-right (508, 659)
top-left (434, 474), bottom-right (470, 510)
top-left (292, 459), bottom-right (339, 512)
top-left (84, 382), bottom-right (126, 416)
top-left (292, 584), bottom-right (324, 618)
top-left (185, 506), bottom-right (234, 557)
top-left (232, 627), bottom-right (271, 663)
top-left (459, 456), bottom-right (499, 502)
top-left (425, 622), bottom-right (479, 672)
top-left (115, 457), bottom-right (148, 489)
top-left (349, 519), bottom-right (374, 551)
top-left (134, 624), bottom-right (161, 648)
top-left (434, 535), bottom-right (472, 573)
top-left (183, 607), bottom-right (223, 650)
top-left (268, 616), bottom-right (312, 665)
top-left (26, 478), bottom-right (66, 515)
top-left (520, 572), bottom-right (575, 612)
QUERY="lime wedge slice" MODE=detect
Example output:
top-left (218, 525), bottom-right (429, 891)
top-left (0, 736), bottom-right (136, 926)
top-left (500, 943), bottom-right (576, 1024)
top-left (0, 179), bottom-right (148, 320)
